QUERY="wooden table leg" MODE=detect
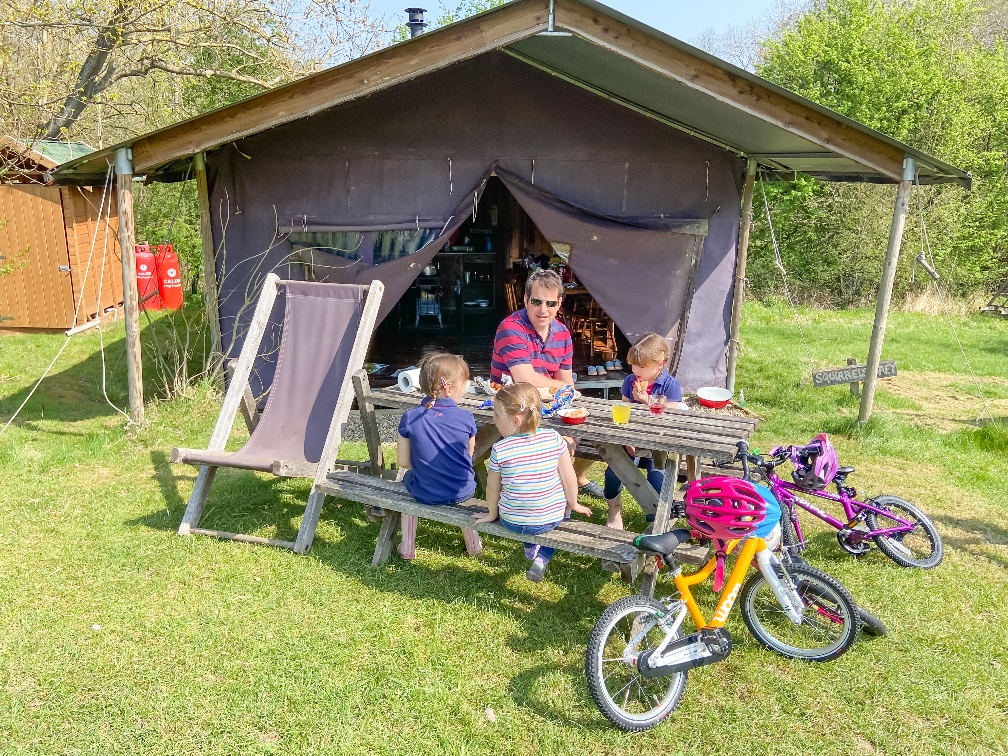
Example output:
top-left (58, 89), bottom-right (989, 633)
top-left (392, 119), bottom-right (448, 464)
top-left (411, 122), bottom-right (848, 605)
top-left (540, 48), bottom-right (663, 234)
top-left (594, 442), bottom-right (658, 518)
top-left (353, 370), bottom-right (385, 476)
top-left (639, 454), bottom-right (680, 598)
top-left (685, 454), bottom-right (699, 483)
top-left (372, 511), bottom-right (402, 567)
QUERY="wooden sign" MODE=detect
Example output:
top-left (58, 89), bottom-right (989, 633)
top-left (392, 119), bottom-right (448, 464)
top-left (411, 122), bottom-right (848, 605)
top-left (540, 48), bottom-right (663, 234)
top-left (813, 359), bottom-right (897, 392)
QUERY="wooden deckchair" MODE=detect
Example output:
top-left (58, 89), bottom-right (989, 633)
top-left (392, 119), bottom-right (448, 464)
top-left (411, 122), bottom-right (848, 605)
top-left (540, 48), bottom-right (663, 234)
top-left (171, 273), bottom-right (384, 553)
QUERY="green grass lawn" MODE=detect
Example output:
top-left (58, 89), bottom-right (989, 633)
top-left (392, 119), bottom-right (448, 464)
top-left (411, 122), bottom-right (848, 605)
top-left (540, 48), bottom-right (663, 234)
top-left (1, 303), bottom-right (1006, 755)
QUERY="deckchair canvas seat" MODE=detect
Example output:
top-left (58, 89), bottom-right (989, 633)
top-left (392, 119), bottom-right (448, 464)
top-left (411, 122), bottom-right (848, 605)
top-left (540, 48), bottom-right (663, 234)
top-left (171, 274), bottom-right (384, 553)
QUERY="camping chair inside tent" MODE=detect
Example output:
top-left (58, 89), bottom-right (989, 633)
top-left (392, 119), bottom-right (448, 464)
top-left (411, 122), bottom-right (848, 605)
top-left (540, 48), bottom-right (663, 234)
top-left (171, 274), bottom-right (384, 553)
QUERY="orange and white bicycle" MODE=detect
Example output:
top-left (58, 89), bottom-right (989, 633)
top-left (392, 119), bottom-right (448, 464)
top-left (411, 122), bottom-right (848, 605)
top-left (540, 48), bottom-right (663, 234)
top-left (586, 473), bottom-right (860, 731)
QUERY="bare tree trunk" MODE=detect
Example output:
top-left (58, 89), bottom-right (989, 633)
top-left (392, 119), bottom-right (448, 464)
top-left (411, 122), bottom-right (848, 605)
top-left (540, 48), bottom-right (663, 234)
top-left (44, 4), bottom-right (127, 138)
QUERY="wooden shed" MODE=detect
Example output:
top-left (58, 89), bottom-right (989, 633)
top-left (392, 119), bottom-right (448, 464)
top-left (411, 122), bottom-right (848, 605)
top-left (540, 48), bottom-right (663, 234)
top-left (0, 137), bottom-right (122, 329)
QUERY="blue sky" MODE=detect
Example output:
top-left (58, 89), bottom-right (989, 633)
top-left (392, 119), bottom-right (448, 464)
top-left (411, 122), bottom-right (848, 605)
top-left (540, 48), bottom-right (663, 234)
top-left (370, 0), bottom-right (781, 43)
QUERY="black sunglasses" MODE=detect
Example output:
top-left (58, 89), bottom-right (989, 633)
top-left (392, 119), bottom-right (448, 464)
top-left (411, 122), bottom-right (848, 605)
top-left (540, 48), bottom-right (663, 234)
top-left (529, 298), bottom-right (560, 308)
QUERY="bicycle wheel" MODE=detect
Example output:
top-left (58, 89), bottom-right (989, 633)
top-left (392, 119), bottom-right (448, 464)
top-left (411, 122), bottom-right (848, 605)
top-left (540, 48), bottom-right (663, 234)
top-left (856, 605), bottom-right (887, 637)
top-left (739, 564), bottom-right (860, 662)
top-left (585, 595), bottom-right (688, 731)
top-left (864, 495), bottom-right (943, 569)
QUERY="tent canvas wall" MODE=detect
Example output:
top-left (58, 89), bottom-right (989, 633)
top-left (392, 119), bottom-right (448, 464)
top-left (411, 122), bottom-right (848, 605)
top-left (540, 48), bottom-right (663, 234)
top-left (205, 52), bottom-right (743, 396)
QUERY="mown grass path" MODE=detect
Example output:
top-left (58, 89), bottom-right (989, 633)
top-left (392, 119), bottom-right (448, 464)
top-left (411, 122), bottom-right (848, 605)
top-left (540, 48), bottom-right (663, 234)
top-left (1, 303), bottom-right (1006, 755)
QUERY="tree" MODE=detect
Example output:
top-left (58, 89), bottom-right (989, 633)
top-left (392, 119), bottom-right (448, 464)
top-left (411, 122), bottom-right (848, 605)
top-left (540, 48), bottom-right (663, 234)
top-left (0, 0), bottom-right (390, 143)
top-left (745, 0), bottom-right (1008, 303)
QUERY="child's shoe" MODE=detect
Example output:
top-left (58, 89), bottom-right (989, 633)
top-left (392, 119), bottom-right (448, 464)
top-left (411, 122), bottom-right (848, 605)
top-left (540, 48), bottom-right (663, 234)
top-left (397, 543), bottom-right (417, 560)
top-left (605, 360), bottom-right (615, 371)
top-left (596, 365), bottom-right (607, 376)
top-left (524, 544), bottom-right (540, 561)
top-left (612, 359), bottom-right (623, 371)
top-left (526, 556), bottom-right (547, 582)
top-left (587, 365), bottom-right (598, 376)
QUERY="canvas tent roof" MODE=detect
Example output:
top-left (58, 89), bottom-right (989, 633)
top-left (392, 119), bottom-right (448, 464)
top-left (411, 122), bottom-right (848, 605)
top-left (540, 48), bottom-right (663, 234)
top-left (52, 0), bottom-right (969, 189)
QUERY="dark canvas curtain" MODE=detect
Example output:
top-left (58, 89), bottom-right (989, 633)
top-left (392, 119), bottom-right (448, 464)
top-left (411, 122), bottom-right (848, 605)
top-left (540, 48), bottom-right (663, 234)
top-left (498, 171), bottom-right (707, 373)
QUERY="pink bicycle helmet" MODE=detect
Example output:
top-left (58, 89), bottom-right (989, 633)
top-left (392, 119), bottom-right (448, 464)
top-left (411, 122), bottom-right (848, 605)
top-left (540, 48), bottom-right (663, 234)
top-left (790, 433), bottom-right (839, 490)
top-left (685, 477), bottom-right (767, 592)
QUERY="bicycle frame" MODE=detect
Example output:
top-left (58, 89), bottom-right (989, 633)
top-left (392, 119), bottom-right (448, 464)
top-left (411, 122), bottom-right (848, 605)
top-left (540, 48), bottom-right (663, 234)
top-left (634, 537), bottom-right (803, 670)
top-left (768, 473), bottom-right (918, 542)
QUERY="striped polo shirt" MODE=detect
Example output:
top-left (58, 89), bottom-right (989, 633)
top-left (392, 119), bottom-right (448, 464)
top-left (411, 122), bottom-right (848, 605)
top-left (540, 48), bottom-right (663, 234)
top-left (490, 308), bottom-right (573, 383)
top-left (488, 428), bottom-right (568, 526)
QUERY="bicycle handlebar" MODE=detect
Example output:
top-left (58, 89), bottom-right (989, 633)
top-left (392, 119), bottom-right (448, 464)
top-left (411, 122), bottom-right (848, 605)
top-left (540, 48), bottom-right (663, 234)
top-left (733, 441), bottom-right (789, 479)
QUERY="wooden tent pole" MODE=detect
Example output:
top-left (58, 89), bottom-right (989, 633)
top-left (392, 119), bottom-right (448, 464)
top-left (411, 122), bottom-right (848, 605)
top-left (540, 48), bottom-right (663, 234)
top-left (114, 147), bottom-right (144, 425)
top-left (194, 152), bottom-right (224, 378)
top-left (859, 156), bottom-right (915, 423)
top-left (726, 158), bottom-right (756, 393)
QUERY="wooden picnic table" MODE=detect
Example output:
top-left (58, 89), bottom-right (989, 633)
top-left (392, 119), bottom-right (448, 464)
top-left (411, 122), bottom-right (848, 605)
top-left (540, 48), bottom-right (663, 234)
top-left (351, 372), bottom-right (758, 596)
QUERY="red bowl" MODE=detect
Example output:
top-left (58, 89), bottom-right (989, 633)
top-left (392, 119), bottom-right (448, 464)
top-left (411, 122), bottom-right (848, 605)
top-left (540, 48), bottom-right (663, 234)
top-left (696, 387), bottom-right (733, 409)
top-left (558, 409), bottom-right (589, 424)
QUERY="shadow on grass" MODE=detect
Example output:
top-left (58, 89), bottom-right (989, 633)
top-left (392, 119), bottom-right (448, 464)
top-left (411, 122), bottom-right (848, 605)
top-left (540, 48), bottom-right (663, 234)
top-left (931, 514), bottom-right (1008, 569)
top-left (140, 449), bottom-right (619, 647)
top-left (135, 449), bottom-right (635, 725)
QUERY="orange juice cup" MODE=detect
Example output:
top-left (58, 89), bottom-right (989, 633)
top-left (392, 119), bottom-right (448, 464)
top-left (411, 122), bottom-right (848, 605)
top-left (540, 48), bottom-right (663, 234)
top-left (612, 402), bottom-right (632, 424)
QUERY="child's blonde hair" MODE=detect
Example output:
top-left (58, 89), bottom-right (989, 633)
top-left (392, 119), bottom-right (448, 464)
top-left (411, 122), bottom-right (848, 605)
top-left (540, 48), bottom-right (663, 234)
top-left (627, 333), bottom-right (670, 368)
top-left (494, 382), bottom-right (541, 434)
top-left (418, 352), bottom-right (469, 406)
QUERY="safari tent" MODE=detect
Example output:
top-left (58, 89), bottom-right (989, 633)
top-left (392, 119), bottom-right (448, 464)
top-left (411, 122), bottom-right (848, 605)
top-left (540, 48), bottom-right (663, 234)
top-left (53, 0), bottom-right (969, 416)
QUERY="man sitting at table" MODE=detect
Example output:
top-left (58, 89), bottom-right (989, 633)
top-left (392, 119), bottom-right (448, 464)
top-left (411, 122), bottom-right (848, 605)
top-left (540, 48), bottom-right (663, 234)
top-left (490, 268), bottom-right (605, 499)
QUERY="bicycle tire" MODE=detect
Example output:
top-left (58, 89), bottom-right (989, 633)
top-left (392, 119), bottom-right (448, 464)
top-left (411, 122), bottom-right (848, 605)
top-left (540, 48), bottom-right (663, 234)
top-left (739, 564), bottom-right (860, 662)
top-left (856, 605), bottom-right (887, 637)
top-left (778, 509), bottom-right (806, 565)
top-left (864, 495), bottom-right (943, 570)
top-left (585, 595), bottom-right (688, 731)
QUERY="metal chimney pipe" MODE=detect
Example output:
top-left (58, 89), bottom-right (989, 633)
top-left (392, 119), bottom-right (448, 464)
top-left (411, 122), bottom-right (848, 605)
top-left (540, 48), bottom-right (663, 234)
top-left (406, 7), bottom-right (427, 38)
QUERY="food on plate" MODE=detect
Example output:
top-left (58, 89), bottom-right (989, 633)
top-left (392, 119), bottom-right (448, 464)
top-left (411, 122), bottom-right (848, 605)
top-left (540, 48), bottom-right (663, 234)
top-left (565, 408), bottom-right (587, 418)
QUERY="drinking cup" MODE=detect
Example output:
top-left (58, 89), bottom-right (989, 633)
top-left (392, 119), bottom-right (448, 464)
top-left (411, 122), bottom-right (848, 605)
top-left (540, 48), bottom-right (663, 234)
top-left (612, 402), bottom-right (632, 425)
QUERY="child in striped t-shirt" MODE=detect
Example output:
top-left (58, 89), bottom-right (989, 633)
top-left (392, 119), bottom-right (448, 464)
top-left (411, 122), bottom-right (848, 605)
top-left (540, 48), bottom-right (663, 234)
top-left (472, 383), bottom-right (591, 582)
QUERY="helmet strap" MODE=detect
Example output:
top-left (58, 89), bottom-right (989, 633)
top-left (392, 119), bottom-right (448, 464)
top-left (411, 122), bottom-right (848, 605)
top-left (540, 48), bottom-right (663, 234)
top-left (712, 545), bottom-right (728, 593)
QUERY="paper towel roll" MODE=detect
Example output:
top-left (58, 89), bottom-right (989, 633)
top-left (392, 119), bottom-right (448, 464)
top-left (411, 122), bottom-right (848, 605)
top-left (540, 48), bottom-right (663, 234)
top-left (397, 368), bottom-right (421, 393)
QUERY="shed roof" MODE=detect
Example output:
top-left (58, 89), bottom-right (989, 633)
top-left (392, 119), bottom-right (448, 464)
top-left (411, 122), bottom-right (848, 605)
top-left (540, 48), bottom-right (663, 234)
top-left (53, 0), bottom-right (970, 188)
top-left (2, 136), bottom-right (95, 182)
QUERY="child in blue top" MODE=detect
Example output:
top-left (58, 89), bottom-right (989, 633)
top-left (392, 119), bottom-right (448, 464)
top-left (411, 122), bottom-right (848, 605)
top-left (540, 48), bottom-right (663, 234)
top-left (605, 333), bottom-right (686, 531)
top-left (396, 352), bottom-right (483, 560)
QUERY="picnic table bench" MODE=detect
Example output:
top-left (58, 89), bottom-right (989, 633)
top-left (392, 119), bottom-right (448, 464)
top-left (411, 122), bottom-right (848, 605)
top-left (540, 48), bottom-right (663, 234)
top-left (316, 470), bottom-right (711, 572)
top-left (343, 370), bottom-right (758, 595)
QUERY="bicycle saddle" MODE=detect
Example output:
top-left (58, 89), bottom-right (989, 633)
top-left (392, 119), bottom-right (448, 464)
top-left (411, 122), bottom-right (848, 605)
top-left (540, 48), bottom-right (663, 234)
top-left (633, 528), bottom-right (694, 559)
top-left (835, 466), bottom-right (855, 477)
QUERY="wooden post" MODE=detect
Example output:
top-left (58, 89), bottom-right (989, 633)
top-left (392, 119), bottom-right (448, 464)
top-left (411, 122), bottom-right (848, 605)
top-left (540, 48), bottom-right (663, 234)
top-left (194, 152), bottom-right (224, 378)
top-left (859, 156), bottom-right (915, 423)
top-left (726, 159), bottom-right (757, 393)
top-left (847, 357), bottom-right (860, 397)
top-left (114, 147), bottom-right (143, 425)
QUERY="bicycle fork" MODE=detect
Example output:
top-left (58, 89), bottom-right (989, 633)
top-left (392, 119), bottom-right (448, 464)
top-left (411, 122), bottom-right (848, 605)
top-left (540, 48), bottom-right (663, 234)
top-left (755, 549), bottom-right (805, 624)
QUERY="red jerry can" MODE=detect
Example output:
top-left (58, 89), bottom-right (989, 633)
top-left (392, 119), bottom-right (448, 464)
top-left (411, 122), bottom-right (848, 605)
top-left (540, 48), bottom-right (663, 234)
top-left (135, 244), bottom-right (161, 310)
top-left (155, 244), bottom-right (184, 310)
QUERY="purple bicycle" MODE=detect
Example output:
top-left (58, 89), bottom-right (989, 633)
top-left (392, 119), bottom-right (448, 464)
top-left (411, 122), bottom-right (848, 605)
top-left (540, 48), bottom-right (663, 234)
top-left (735, 437), bottom-right (942, 570)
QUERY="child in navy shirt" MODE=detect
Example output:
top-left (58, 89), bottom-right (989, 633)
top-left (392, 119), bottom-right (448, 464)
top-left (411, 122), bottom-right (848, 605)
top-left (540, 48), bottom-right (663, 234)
top-left (604, 334), bottom-right (686, 531)
top-left (396, 352), bottom-right (483, 560)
